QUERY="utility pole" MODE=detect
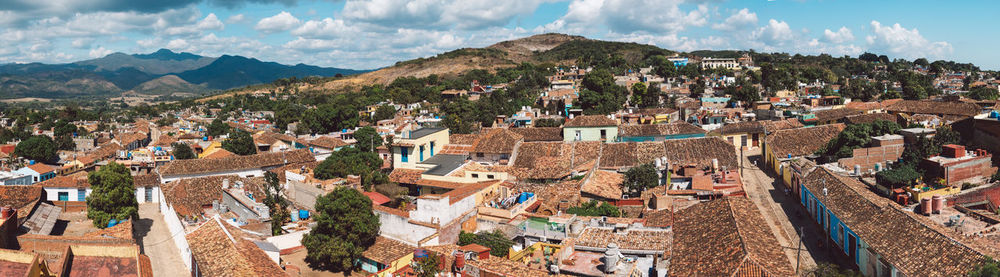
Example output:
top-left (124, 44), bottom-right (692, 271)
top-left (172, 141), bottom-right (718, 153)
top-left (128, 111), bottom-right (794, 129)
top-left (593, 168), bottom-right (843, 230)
top-left (795, 226), bottom-right (803, 274)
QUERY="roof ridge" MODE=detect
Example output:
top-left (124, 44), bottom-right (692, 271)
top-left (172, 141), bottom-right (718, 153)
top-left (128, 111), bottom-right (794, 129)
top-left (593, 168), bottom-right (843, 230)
top-left (724, 198), bottom-right (754, 275)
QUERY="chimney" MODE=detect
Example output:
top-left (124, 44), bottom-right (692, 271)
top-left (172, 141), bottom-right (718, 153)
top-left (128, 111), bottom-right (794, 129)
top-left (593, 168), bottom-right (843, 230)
top-left (603, 243), bottom-right (620, 274)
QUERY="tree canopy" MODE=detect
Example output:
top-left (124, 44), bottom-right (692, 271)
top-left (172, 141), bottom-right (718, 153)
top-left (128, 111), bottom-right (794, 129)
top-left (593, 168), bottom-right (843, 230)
top-left (86, 162), bottom-right (139, 228)
top-left (373, 104), bottom-right (397, 121)
top-left (967, 86), bottom-right (1000, 100)
top-left (566, 200), bottom-right (621, 217)
top-left (458, 230), bottom-right (516, 257)
top-left (314, 147), bottom-right (385, 189)
top-left (14, 136), bottom-right (59, 164)
top-left (172, 142), bottom-right (195, 160)
top-left (222, 129), bottom-right (257, 156)
top-left (624, 163), bottom-right (659, 196)
top-left (578, 69), bottom-right (627, 115)
top-left (353, 126), bottom-right (383, 153)
top-left (263, 172), bottom-right (289, 236)
top-left (206, 117), bottom-right (230, 138)
top-left (301, 187), bottom-right (380, 272)
top-left (816, 120), bottom-right (901, 164)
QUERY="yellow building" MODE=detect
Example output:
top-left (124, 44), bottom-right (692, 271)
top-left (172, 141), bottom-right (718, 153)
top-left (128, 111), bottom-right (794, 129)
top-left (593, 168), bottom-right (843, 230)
top-left (0, 249), bottom-right (52, 277)
top-left (392, 127), bottom-right (450, 169)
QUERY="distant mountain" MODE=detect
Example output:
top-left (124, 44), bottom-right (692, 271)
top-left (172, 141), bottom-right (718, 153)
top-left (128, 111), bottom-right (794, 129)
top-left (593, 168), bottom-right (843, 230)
top-left (177, 55), bottom-right (367, 90)
top-left (75, 49), bottom-right (216, 75)
top-left (0, 49), bottom-right (367, 100)
top-left (130, 75), bottom-right (206, 95)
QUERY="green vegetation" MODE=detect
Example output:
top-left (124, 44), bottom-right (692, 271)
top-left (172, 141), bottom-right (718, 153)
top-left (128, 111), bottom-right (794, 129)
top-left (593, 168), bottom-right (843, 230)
top-left (534, 40), bottom-right (671, 73)
top-left (206, 117), bottom-right (230, 137)
top-left (373, 104), bottom-right (397, 121)
top-left (968, 86), bottom-right (1000, 100)
top-left (263, 172), bottom-right (290, 236)
top-left (86, 162), bottom-right (139, 228)
top-left (968, 257), bottom-right (1000, 277)
top-left (578, 69), bottom-right (627, 115)
top-left (413, 252), bottom-right (442, 277)
top-left (877, 126), bottom-right (962, 188)
top-left (353, 126), bottom-right (383, 153)
top-left (535, 118), bottom-right (564, 127)
top-left (314, 148), bottom-right (385, 189)
top-left (221, 129), bottom-right (257, 156)
top-left (171, 143), bottom-right (195, 160)
top-left (624, 163), bottom-right (659, 196)
top-left (458, 230), bottom-right (516, 257)
top-left (395, 48), bottom-right (508, 67)
top-left (566, 200), bottom-right (621, 217)
top-left (302, 187), bottom-right (380, 272)
top-left (14, 136), bottom-right (60, 164)
top-left (815, 120), bottom-right (901, 164)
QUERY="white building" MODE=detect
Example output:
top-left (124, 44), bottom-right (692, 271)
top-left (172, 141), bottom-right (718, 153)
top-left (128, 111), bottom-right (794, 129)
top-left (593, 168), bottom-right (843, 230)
top-left (701, 58), bottom-right (740, 70)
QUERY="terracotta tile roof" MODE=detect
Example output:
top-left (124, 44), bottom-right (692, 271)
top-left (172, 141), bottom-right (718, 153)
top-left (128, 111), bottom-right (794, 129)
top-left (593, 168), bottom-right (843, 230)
top-left (471, 128), bottom-right (523, 154)
top-left (465, 253), bottom-right (554, 277)
top-left (765, 124), bottom-right (845, 159)
top-left (372, 203), bottom-right (410, 218)
top-left (26, 163), bottom-right (54, 174)
top-left (802, 168), bottom-right (987, 277)
top-left (388, 168), bottom-right (424, 184)
top-left (662, 137), bottom-right (739, 170)
top-left (618, 122), bottom-right (705, 137)
top-left (844, 112), bottom-right (898, 125)
top-left (89, 142), bottom-right (123, 160)
top-left (0, 185), bottom-right (42, 215)
top-left (308, 136), bottom-right (349, 149)
top-left (642, 209), bottom-right (672, 228)
top-left (719, 121), bottom-right (765, 135)
top-left (158, 149), bottom-right (314, 176)
top-left (509, 127), bottom-right (563, 141)
top-left (439, 144), bottom-right (473, 155)
top-left (362, 236), bottom-right (414, 265)
top-left (509, 142), bottom-right (574, 180)
top-left (152, 134), bottom-right (177, 147)
top-left (363, 191), bottom-right (392, 206)
top-left (581, 170), bottom-right (623, 200)
top-left (186, 219), bottom-right (285, 276)
top-left (160, 176), bottom-right (266, 217)
top-left (202, 148), bottom-right (235, 159)
top-left (638, 107), bottom-right (678, 115)
top-left (83, 220), bottom-right (134, 241)
top-left (759, 118), bottom-right (804, 133)
top-left (813, 108), bottom-right (862, 123)
top-left (449, 134), bottom-right (482, 145)
top-left (575, 227), bottom-right (671, 251)
top-left (564, 115), bottom-right (616, 127)
top-left (599, 142), bottom-right (639, 169)
top-left (37, 171), bottom-right (89, 188)
top-left (670, 197), bottom-right (795, 277)
top-left (886, 100), bottom-right (982, 117)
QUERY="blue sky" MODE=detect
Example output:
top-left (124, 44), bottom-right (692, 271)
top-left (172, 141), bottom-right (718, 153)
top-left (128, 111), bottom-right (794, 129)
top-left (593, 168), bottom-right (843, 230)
top-left (1, 0), bottom-right (996, 70)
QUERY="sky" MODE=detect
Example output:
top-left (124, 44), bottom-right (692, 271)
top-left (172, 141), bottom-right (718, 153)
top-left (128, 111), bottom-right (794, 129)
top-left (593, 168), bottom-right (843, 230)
top-left (1, 0), bottom-right (997, 70)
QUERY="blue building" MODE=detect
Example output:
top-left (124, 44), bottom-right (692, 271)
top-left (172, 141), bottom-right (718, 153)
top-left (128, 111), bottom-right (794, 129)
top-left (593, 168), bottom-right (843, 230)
top-left (14, 163), bottom-right (56, 184)
top-left (667, 57), bottom-right (688, 67)
top-left (798, 165), bottom-right (986, 276)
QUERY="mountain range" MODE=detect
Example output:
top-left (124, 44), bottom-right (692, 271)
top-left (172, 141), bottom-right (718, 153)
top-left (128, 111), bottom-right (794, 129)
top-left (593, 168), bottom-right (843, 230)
top-left (0, 49), bottom-right (367, 99)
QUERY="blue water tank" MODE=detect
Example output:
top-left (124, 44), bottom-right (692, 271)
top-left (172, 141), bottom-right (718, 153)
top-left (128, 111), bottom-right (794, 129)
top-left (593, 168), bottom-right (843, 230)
top-left (299, 210), bottom-right (310, 220)
top-left (991, 111), bottom-right (999, 118)
top-left (107, 219), bottom-right (118, 228)
top-left (414, 249), bottom-right (428, 258)
top-left (290, 212), bottom-right (299, 222)
top-left (28, 160), bottom-right (35, 165)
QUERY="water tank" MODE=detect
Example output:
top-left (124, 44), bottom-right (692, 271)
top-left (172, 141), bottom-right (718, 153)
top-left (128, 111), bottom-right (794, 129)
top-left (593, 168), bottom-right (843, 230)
top-left (932, 195), bottom-right (945, 214)
top-left (603, 243), bottom-right (620, 274)
top-left (921, 198), bottom-right (932, 215)
top-left (299, 210), bottom-right (310, 220)
top-left (107, 219), bottom-right (118, 228)
top-left (414, 249), bottom-right (428, 258)
top-left (454, 252), bottom-right (466, 271)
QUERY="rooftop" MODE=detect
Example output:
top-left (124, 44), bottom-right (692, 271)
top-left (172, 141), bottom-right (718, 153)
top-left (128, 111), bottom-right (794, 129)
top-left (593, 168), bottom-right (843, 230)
top-left (158, 149), bottom-right (314, 176)
top-left (765, 124), bottom-right (846, 159)
top-left (420, 154), bottom-right (469, 176)
top-left (565, 115), bottom-right (616, 127)
top-left (405, 127), bottom-right (447, 140)
top-left (185, 218), bottom-right (285, 276)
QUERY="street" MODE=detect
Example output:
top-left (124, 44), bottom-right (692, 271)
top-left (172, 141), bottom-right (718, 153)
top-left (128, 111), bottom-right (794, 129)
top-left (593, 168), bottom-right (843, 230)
top-left (739, 148), bottom-right (836, 274)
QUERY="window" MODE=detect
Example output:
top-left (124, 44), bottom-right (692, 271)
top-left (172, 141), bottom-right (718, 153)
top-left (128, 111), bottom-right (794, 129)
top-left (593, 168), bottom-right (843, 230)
top-left (430, 141), bottom-right (435, 156)
top-left (740, 135), bottom-right (747, 147)
top-left (78, 189), bottom-right (86, 201)
top-left (401, 147), bottom-right (409, 163)
top-left (476, 153), bottom-right (485, 158)
top-left (419, 145), bottom-right (425, 162)
top-left (471, 174), bottom-right (479, 178)
top-left (487, 175), bottom-right (495, 179)
top-left (600, 129), bottom-right (607, 141)
top-left (58, 192), bottom-right (69, 201)
top-left (574, 130), bottom-right (581, 141)
top-left (145, 188), bottom-right (154, 202)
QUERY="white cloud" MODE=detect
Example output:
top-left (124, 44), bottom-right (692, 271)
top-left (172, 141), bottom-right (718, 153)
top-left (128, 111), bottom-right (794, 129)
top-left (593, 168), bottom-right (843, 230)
top-left (341, 0), bottom-right (548, 31)
top-left (556, 0), bottom-right (709, 35)
top-left (255, 11), bottom-right (300, 33)
top-left (823, 26), bottom-right (854, 44)
top-left (754, 19), bottom-right (794, 44)
top-left (88, 46), bottom-right (114, 58)
top-left (226, 14), bottom-right (246, 24)
top-left (866, 21), bottom-right (952, 59)
top-left (163, 13), bottom-right (224, 35)
top-left (71, 38), bottom-right (93, 48)
top-left (291, 18), bottom-right (359, 39)
top-left (712, 8), bottom-right (757, 31)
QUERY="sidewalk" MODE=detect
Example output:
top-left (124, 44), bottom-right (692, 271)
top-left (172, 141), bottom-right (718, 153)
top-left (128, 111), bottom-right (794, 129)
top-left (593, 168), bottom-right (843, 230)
top-left (136, 203), bottom-right (187, 277)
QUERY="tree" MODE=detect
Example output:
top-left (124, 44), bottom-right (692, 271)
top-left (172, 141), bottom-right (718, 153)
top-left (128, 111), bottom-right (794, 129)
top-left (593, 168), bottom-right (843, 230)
top-left (815, 120), bottom-right (901, 163)
top-left (726, 80), bottom-right (760, 106)
top-left (859, 52), bottom-right (879, 62)
top-left (630, 82), bottom-right (648, 107)
top-left (441, 97), bottom-right (478, 134)
top-left (263, 172), bottom-right (290, 236)
top-left (806, 263), bottom-right (863, 277)
top-left (206, 117), bottom-right (230, 138)
top-left (875, 164), bottom-right (920, 188)
top-left (652, 56), bottom-right (677, 78)
top-left (222, 129), bottom-right (257, 156)
top-left (578, 69), bottom-right (627, 115)
top-left (968, 86), bottom-right (1000, 100)
top-left (172, 142), bottom-right (195, 160)
top-left (413, 252), bottom-right (442, 277)
top-left (458, 230), bottom-right (516, 257)
top-left (624, 163), bottom-right (659, 196)
top-left (14, 136), bottom-right (59, 164)
top-left (373, 104), bottom-right (397, 121)
top-left (301, 188), bottom-right (380, 272)
top-left (54, 134), bottom-right (75, 151)
top-left (534, 118), bottom-right (563, 127)
top-left (566, 200), bottom-right (621, 217)
top-left (688, 78), bottom-right (707, 98)
top-left (314, 148), bottom-right (384, 189)
top-left (86, 162), bottom-right (139, 228)
top-left (969, 257), bottom-right (1000, 277)
top-left (353, 126), bottom-right (383, 152)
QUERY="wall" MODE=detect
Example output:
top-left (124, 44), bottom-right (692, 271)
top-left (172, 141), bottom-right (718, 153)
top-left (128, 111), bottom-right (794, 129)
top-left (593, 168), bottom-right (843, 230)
top-left (287, 180), bottom-right (324, 210)
top-left (158, 188), bottom-right (193, 270)
top-left (135, 186), bottom-right (160, 203)
top-left (392, 130), bottom-right (449, 169)
top-left (43, 187), bottom-right (91, 202)
top-left (922, 155), bottom-right (997, 186)
top-left (563, 126), bottom-right (618, 142)
top-left (221, 190), bottom-right (266, 222)
top-left (159, 168), bottom-right (264, 183)
top-left (410, 195), bottom-right (476, 225)
top-left (837, 143), bottom-right (904, 173)
top-left (374, 209), bottom-right (437, 246)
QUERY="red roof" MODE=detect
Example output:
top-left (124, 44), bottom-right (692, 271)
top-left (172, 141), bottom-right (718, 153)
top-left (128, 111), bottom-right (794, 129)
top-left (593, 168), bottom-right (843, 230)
top-left (363, 191), bottom-right (391, 205)
top-left (459, 243), bottom-right (491, 254)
